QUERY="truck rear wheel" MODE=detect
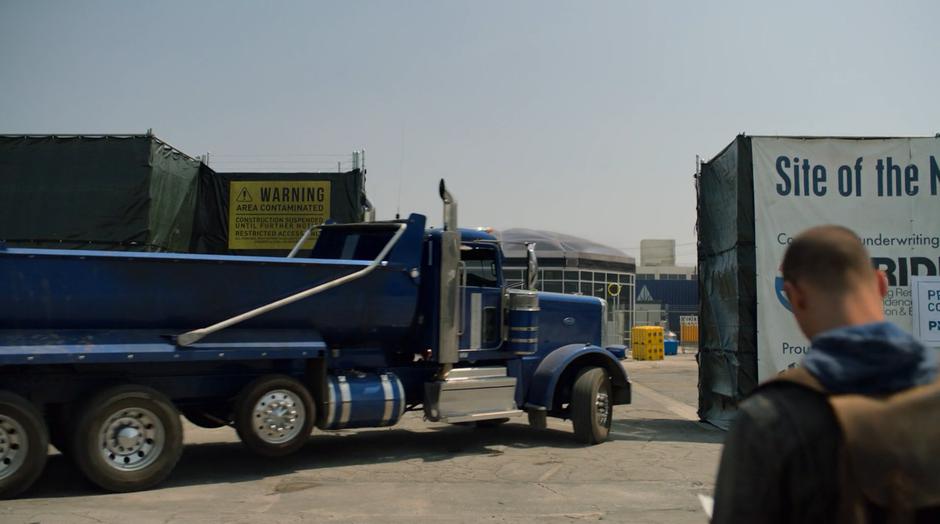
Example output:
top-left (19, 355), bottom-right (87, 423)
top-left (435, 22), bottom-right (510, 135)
top-left (71, 385), bottom-right (183, 492)
top-left (570, 367), bottom-right (612, 445)
top-left (234, 375), bottom-right (315, 458)
top-left (0, 392), bottom-right (49, 499)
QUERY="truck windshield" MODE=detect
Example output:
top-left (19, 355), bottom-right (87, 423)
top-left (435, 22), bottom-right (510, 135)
top-left (461, 244), bottom-right (500, 287)
top-left (310, 226), bottom-right (397, 261)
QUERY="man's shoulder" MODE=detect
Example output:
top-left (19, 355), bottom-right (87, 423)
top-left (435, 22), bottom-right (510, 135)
top-left (737, 379), bottom-right (838, 437)
top-left (713, 373), bottom-right (844, 524)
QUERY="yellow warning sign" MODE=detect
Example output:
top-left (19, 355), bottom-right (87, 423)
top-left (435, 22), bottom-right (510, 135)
top-left (227, 180), bottom-right (331, 250)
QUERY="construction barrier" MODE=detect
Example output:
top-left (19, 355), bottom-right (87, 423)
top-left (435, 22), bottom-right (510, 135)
top-left (680, 315), bottom-right (699, 344)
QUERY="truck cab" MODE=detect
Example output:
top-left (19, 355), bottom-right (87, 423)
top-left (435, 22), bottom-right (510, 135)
top-left (416, 225), bottom-right (631, 432)
top-left (309, 181), bottom-right (630, 438)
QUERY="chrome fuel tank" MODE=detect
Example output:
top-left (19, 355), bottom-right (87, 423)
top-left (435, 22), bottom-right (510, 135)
top-left (322, 372), bottom-right (406, 429)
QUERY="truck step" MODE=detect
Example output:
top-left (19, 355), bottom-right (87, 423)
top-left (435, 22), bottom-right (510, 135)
top-left (443, 410), bottom-right (523, 424)
top-left (424, 367), bottom-right (518, 422)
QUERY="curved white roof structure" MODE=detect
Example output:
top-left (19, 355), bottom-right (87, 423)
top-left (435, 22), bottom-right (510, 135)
top-left (497, 228), bottom-right (635, 272)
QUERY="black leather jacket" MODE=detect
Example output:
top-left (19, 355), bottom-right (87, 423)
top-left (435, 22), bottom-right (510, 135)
top-left (712, 380), bottom-right (940, 524)
top-left (712, 382), bottom-right (841, 524)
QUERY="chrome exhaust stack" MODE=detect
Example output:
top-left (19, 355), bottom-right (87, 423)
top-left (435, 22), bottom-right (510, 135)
top-left (439, 179), bottom-right (457, 231)
top-left (425, 181), bottom-right (523, 424)
top-left (437, 180), bottom-right (460, 368)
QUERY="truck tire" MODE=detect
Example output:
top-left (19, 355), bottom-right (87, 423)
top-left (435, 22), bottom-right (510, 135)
top-left (234, 375), bottom-right (315, 458)
top-left (0, 392), bottom-right (49, 499)
top-left (71, 385), bottom-right (183, 493)
top-left (570, 367), bottom-right (612, 445)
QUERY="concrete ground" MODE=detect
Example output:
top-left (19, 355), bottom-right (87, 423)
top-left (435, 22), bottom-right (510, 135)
top-left (0, 353), bottom-right (724, 523)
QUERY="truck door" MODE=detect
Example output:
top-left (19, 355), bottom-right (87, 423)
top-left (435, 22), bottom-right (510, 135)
top-left (458, 243), bottom-right (503, 350)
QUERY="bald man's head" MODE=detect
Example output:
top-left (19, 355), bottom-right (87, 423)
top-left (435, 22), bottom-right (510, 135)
top-left (781, 226), bottom-right (887, 338)
top-left (781, 226), bottom-right (874, 294)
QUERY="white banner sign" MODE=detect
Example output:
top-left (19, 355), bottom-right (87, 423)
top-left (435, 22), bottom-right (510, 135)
top-left (912, 276), bottom-right (940, 347)
top-left (753, 137), bottom-right (940, 380)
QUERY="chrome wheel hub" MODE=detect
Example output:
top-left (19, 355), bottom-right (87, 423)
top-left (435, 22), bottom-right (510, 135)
top-left (595, 391), bottom-right (611, 427)
top-left (252, 390), bottom-right (305, 444)
top-left (99, 407), bottom-right (165, 472)
top-left (0, 415), bottom-right (27, 481)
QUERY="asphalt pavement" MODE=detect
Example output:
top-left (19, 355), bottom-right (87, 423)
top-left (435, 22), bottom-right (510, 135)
top-left (0, 353), bottom-right (724, 523)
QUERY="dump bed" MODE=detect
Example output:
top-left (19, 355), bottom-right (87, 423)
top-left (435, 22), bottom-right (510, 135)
top-left (0, 215), bottom-right (427, 351)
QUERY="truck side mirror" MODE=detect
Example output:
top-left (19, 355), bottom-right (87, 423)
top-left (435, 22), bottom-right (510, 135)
top-left (524, 242), bottom-right (538, 291)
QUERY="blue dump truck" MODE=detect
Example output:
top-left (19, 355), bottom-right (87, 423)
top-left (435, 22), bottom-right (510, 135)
top-left (0, 181), bottom-right (630, 497)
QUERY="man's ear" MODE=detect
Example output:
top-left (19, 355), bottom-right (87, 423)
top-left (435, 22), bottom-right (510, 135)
top-left (783, 281), bottom-right (804, 312)
top-left (875, 270), bottom-right (889, 298)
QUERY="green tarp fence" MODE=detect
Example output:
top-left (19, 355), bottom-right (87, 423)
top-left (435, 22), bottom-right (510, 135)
top-left (0, 134), bottom-right (366, 255)
top-left (0, 135), bottom-right (199, 251)
top-left (696, 135), bottom-right (758, 429)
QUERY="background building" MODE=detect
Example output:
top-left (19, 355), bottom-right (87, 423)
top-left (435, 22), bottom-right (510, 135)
top-left (634, 239), bottom-right (697, 334)
top-left (498, 229), bottom-right (636, 346)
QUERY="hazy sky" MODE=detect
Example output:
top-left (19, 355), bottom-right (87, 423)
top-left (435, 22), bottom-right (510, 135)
top-left (2, 0), bottom-right (938, 264)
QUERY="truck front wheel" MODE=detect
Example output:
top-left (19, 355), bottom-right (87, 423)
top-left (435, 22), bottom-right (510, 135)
top-left (570, 367), bottom-right (612, 445)
top-left (71, 385), bottom-right (183, 492)
top-left (0, 391), bottom-right (49, 499)
top-left (234, 375), bottom-right (315, 458)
